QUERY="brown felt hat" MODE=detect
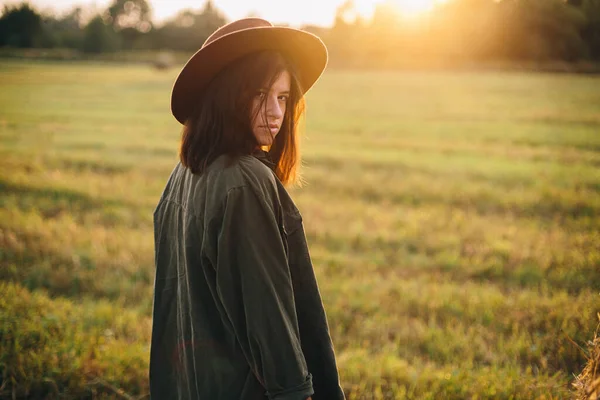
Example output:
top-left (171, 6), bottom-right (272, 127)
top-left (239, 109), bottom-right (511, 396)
top-left (170, 18), bottom-right (328, 125)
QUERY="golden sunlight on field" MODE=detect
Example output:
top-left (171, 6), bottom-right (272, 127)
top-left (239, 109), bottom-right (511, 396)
top-left (1, 60), bottom-right (599, 399)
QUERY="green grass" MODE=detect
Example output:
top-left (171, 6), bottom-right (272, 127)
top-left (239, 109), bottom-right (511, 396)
top-left (1, 60), bottom-right (599, 399)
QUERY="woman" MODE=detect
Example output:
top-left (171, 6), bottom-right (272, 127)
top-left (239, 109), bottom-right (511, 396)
top-left (150, 18), bottom-right (345, 400)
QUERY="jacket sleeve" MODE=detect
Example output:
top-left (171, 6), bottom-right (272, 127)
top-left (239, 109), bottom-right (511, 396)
top-left (214, 185), bottom-right (314, 400)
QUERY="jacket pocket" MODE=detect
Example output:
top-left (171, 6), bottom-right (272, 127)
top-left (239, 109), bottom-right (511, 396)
top-left (282, 209), bottom-right (303, 237)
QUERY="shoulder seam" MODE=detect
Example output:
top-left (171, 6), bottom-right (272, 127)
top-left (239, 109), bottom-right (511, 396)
top-left (197, 184), bottom-right (249, 227)
top-left (158, 197), bottom-right (200, 219)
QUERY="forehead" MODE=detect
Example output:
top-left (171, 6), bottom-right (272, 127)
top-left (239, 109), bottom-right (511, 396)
top-left (269, 70), bottom-right (291, 92)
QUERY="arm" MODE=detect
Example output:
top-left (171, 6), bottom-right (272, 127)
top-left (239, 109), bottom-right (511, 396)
top-left (214, 185), bottom-right (314, 400)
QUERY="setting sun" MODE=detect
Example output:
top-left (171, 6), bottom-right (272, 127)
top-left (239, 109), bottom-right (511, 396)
top-left (354, 0), bottom-right (450, 20)
top-left (394, 0), bottom-right (439, 16)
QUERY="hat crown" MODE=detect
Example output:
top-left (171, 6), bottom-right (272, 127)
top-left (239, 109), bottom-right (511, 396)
top-left (203, 18), bottom-right (273, 48)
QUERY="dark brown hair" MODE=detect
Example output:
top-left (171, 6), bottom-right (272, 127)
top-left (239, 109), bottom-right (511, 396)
top-left (179, 50), bottom-right (305, 185)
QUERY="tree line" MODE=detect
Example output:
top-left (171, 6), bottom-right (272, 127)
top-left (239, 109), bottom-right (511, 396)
top-left (0, 0), bottom-right (226, 54)
top-left (0, 0), bottom-right (599, 66)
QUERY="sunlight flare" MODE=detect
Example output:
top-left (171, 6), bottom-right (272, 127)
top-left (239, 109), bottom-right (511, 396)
top-left (355, 0), bottom-right (450, 21)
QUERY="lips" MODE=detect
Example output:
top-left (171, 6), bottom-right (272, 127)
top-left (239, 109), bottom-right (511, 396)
top-left (260, 124), bottom-right (280, 136)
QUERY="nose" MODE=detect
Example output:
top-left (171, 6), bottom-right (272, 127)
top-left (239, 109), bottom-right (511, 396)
top-left (265, 94), bottom-right (283, 121)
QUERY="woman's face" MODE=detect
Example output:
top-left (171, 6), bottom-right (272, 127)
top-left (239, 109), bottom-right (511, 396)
top-left (250, 70), bottom-right (291, 146)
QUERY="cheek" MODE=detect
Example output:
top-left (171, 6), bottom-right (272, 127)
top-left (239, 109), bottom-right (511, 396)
top-left (250, 99), bottom-right (263, 123)
top-left (250, 102), bottom-right (258, 124)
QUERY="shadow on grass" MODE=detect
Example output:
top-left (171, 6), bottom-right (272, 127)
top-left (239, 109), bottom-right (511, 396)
top-left (307, 170), bottom-right (599, 222)
top-left (0, 178), bottom-right (151, 228)
top-left (0, 225), bottom-right (153, 304)
top-left (57, 158), bottom-right (133, 175)
top-left (2, 179), bottom-right (97, 210)
top-left (306, 230), bottom-right (600, 294)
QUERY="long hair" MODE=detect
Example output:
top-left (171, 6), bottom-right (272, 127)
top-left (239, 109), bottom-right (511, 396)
top-left (179, 50), bottom-right (305, 185)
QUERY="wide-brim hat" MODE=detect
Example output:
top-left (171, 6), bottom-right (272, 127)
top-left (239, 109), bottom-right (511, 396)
top-left (170, 18), bottom-right (328, 125)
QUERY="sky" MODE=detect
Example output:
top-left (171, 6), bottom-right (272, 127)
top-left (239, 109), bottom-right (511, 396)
top-left (2, 0), bottom-right (448, 27)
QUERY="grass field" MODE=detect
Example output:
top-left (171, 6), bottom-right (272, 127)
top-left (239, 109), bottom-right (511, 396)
top-left (0, 60), bottom-right (599, 399)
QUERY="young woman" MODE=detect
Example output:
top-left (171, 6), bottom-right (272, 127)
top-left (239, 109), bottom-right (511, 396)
top-left (150, 18), bottom-right (345, 400)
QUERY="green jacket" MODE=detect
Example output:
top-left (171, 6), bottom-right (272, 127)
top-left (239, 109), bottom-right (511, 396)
top-left (150, 151), bottom-right (345, 400)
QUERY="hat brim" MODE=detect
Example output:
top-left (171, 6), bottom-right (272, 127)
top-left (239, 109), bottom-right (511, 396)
top-left (170, 26), bottom-right (328, 125)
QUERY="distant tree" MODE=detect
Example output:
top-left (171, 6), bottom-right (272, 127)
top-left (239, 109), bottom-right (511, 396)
top-left (82, 15), bottom-right (121, 53)
top-left (364, 2), bottom-right (406, 66)
top-left (39, 6), bottom-right (84, 48)
top-left (327, 1), bottom-right (368, 66)
top-left (421, 0), bottom-right (495, 62)
top-left (105, 0), bottom-right (152, 31)
top-left (370, 1), bottom-right (401, 31)
top-left (194, 0), bottom-right (225, 39)
top-left (103, 0), bottom-right (153, 50)
top-left (334, 0), bottom-right (360, 27)
top-left (151, 1), bottom-right (226, 51)
top-left (501, 0), bottom-right (588, 61)
top-left (581, 0), bottom-right (600, 59)
top-left (0, 3), bottom-right (43, 47)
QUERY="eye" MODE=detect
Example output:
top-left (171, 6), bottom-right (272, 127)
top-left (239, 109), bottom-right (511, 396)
top-left (256, 90), bottom-right (267, 99)
top-left (278, 95), bottom-right (289, 102)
